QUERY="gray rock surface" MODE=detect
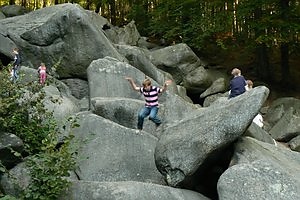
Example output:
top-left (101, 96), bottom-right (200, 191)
top-left (244, 122), bottom-right (276, 145)
top-left (61, 79), bottom-right (88, 99)
top-left (203, 93), bottom-right (229, 107)
top-left (104, 20), bottom-right (141, 46)
top-left (149, 43), bottom-right (207, 86)
top-left (155, 86), bottom-right (269, 186)
top-left (265, 97), bottom-right (300, 130)
top-left (0, 11), bottom-right (5, 20)
top-left (60, 180), bottom-right (210, 200)
top-left (288, 135), bottom-right (300, 152)
top-left (90, 97), bottom-right (164, 135)
top-left (115, 44), bottom-right (166, 85)
top-left (87, 57), bottom-right (147, 100)
top-left (269, 107), bottom-right (300, 141)
top-left (219, 137), bottom-right (300, 200)
top-left (2, 3), bottom-right (299, 199)
top-left (0, 5), bottom-right (28, 17)
top-left (71, 112), bottom-right (165, 184)
top-left (0, 162), bottom-right (31, 197)
top-left (218, 159), bottom-right (300, 200)
top-left (200, 78), bottom-right (226, 98)
top-left (0, 3), bottom-right (125, 78)
top-left (0, 132), bottom-right (23, 169)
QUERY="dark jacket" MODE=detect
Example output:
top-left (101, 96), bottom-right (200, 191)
top-left (13, 53), bottom-right (21, 66)
top-left (229, 75), bottom-right (246, 98)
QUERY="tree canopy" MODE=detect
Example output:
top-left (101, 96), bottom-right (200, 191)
top-left (0, 0), bottom-right (299, 84)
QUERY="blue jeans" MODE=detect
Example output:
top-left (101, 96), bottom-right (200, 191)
top-left (137, 106), bottom-right (161, 130)
top-left (13, 65), bottom-right (19, 81)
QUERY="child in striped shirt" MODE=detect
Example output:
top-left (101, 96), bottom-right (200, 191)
top-left (125, 77), bottom-right (172, 131)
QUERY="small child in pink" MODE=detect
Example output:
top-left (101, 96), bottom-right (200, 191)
top-left (38, 63), bottom-right (47, 85)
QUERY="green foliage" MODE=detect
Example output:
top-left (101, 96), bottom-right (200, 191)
top-left (0, 63), bottom-right (77, 199)
top-left (147, 0), bottom-right (236, 50)
top-left (0, 195), bottom-right (18, 200)
top-left (0, 162), bottom-right (7, 174)
top-left (22, 134), bottom-right (76, 200)
top-left (127, 3), bottom-right (149, 35)
top-left (236, 0), bottom-right (300, 47)
top-left (0, 65), bottom-right (52, 154)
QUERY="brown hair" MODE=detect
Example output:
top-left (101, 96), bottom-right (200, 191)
top-left (247, 80), bottom-right (253, 88)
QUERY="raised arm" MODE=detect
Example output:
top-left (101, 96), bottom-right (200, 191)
top-left (125, 77), bottom-right (140, 91)
top-left (160, 80), bottom-right (172, 93)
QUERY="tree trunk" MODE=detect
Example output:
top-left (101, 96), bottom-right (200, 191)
top-left (255, 44), bottom-right (271, 80)
top-left (279, 0), bottom-right (291, 86)
top-left (9, 0), bottom-right (15, 5)
top-left (253, 7), bottom-right (271, 81)
top-left (280, 43), bottom-right (290, 86)
top-left (95, 0), bottom-right (102, 14)
top-left (42, 0), bottom-right (47, 8)
top-left (21, 0), bottom-right (26, 7)
top-left (109, 0), bottom-right (116, 25)
top-left (85, 0), bottom-right (92, 10)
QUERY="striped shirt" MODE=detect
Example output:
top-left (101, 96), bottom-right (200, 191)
top-left (140, 86), bottom-right (161, 107)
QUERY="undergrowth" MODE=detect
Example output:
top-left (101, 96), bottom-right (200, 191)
top-left (0, 64), bottom-right (78, 200)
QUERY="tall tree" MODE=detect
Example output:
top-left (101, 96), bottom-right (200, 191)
top-left (236, 0), bottom-right (272, 80)
top-left (279, 0), bottom-right (290, 85)
top-left (108, 0), bottom-right (116, 24)
top-left (235, 0), bottom-right (299, 83)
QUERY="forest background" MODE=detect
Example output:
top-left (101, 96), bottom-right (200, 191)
top-left (1, 0), bottom-right (300, 100)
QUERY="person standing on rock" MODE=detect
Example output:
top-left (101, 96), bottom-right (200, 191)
top-left (12, 47), bottom-right (21, 82)
top-left (38, 62), bottom-right (47, 85)
top-left (125, 76), bottom-right (172, 132)
top-left (229, 68), bottom-right (247, 98)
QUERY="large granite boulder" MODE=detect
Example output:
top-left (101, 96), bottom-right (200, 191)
top-left (0, 11), bottom-right (5, 20)
top-left (61, 79), bottom-right (89, 100)
top-left (149, 43), bottom-right (209, 87)
top-left (71, 112), bottom-right (165, 184)
top-left (269, 107), bottom-right (300, 142)
top-left (43, 85), bottom-right (80, 123)
top-left (87, 56), bottom-right (177, 105)
top-left (289, 135), bottom-right (300, 152)
top-left (218, 137), bottom-right (300, 200)
top-left (87, 56), bottom-right (200, 137)
top-left (0, 162), bottom-right (31, 198)
top-left (0, 3), bottom-right (125, 78)
top-left (115, 44), bottom-right (166, 85)
top-left (0, 132), bottom-right (23, 169)
top-left (104, 20), bottom-right (141, 46)
top-left (87, 56), bottom-right (152, 101)
top-left (264, 97), bottom-right (300, 130)
top-left (16, 66), bottom-right (80, 124)
top-left (155, 86), bottom-right (269, 187)
top-left (200, 78), bottom-right (227, 99)
top-left (0, 5), bottom-right (28, 17)
top-left (244, 122), bottom-right (276, 145)
top-left (90, 97), bottom-right (166, 136)
top-left (60, 180), bottom-right (210, 200)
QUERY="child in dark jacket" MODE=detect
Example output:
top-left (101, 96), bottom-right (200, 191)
top-left (229, 68), bottom-right (247, 98)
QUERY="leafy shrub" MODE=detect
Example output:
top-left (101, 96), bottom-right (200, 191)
top-left (0, 64), bottom-right (77, 199)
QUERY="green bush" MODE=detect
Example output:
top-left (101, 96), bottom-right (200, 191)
top-left (0, 64), bottom-right (77, 199)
